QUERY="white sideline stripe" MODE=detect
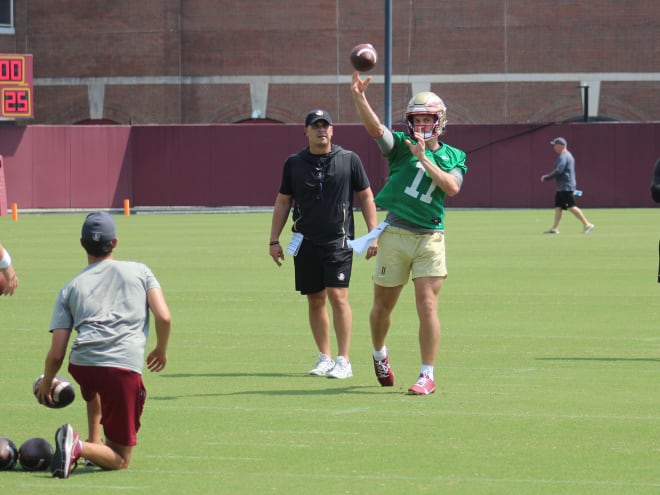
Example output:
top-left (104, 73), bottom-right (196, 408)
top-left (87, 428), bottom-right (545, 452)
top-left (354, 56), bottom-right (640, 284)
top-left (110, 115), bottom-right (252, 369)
top-left (254, 429), bottom-right (360, 435)
top-left (17, 483), bottom-right (143, 491)
top-left (142, 404), bottom-right (660, 422)
top-left (207, 441), bottom-right (308, 449)
top-left (7, 401), bottom-right (657, 421)
top-left (143, 453), bottom-right (263, 461)
top-left (119, 468), bottom-right (660, 488)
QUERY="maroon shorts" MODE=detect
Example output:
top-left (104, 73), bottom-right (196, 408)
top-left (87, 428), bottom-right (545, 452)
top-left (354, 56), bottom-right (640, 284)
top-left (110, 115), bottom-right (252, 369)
top-left (68, 364), bottom-right (146, 446)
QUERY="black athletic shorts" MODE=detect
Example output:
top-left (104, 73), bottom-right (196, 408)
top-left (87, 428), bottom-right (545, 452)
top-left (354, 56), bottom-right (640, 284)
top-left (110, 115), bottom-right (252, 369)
top-left (293, 238), bottom-right (353, 295)
top-left (554, 191), bottom-right (576, 210)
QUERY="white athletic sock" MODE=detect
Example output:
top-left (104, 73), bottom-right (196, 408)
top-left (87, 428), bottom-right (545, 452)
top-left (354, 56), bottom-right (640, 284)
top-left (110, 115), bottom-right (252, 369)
top-left (372, 346), bottom-right (387, 361)
top-left (420, 365), bottom-right (434, 381)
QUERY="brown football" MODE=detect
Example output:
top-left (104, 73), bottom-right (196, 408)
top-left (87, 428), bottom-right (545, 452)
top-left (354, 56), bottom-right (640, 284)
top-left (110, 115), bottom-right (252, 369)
top-left (33, 374), bottom-right (76, 409)
top-left (350, 43), bottom-right (377, 72)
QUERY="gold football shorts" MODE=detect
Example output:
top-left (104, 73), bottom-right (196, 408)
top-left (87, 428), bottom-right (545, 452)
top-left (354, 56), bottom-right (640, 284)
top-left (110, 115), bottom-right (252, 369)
top-left (372, 226), bottom-right (447, 287)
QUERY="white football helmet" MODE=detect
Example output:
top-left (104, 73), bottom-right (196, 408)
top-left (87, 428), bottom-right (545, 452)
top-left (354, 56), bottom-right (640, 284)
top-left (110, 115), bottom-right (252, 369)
top-left (405, 92), bottom-right (447, 140)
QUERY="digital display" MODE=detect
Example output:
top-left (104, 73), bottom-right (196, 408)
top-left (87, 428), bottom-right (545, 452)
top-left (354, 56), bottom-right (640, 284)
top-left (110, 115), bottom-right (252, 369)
top-left (3, 88), bottom-right (31, 114)
top-left (0, 55), bottom-right (33, 119)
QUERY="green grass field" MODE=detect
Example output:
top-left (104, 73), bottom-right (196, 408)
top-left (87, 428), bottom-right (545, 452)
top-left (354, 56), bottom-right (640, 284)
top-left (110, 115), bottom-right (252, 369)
top-left (1, 208), bottom-right (659, 494)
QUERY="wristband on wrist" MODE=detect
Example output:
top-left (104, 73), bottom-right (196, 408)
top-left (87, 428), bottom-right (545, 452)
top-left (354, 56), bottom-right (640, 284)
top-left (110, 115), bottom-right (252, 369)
top-left (0, 250), bottom-right (12, 269)
top-left (269, 240), bottom-right (279, 246)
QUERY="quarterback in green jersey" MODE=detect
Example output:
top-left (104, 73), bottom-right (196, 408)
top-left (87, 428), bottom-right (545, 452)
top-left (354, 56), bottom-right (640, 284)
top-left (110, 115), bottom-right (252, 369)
top-left (351, 71), bottom-right (467, 396)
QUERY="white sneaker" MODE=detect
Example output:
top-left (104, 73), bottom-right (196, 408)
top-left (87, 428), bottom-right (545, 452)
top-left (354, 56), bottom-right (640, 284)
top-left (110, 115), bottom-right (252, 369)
top-left (584, 224), bottom-right (595, 234)
top-left (308, 353), bottom-right (335, 376)
top-left (326, 356), bottom-right (353, 379)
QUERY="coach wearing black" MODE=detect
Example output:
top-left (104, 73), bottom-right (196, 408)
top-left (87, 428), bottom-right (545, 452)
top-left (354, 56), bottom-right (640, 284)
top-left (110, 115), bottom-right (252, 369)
top-left (268, 109), bottom-right (378, 380)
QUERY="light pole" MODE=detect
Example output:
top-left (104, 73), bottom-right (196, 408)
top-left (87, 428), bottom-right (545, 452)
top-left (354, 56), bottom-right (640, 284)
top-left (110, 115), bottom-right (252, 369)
top-left (384, 0), bottom-right (392, 129)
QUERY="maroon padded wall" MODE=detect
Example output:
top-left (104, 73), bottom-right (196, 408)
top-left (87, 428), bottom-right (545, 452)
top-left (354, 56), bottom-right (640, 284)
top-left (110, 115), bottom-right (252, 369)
top-left (0, 123), bottom-right (658, 211)
top-left (447, 122), bottom-right (660, 209)
top-left (0, 125), bottom-right (132, 209)
top-left (130, 124), bottom-right (389, 208)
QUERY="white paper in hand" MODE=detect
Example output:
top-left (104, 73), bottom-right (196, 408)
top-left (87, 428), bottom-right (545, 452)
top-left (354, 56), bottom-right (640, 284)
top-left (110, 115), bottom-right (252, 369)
top-left (347, 221), bottom-right (389, 256)
top-left (286, 232), bottom-right (304, 256)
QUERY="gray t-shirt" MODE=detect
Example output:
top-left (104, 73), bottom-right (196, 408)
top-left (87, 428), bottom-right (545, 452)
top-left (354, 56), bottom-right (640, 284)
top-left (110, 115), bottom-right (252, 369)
top-left (50, 259), bottom-right (161, 374)
top-left (545, 150), bottom-right (577, 192)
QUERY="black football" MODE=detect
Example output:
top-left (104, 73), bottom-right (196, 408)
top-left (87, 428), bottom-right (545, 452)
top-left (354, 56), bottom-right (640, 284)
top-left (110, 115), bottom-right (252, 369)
top-left (19, 437), bottom-right (53, 471)
top-left (0, 437), bottom-right (18, 470)
top-left (33, 374), bottom-right (76, 409)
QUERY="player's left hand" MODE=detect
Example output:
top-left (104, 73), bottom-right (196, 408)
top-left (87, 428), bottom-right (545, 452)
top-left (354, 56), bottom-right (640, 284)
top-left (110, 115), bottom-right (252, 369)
top-left (365, 242), bottom-right (378, 260)
top-left (146, 347), bottom-right (167, 372)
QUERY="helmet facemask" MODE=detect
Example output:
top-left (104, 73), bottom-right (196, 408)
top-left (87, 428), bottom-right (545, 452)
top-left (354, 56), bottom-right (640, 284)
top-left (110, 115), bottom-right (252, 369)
top-left (406, 114), bottom-right (443, 140)
top-left (405, 92), bottom-right (447, 140)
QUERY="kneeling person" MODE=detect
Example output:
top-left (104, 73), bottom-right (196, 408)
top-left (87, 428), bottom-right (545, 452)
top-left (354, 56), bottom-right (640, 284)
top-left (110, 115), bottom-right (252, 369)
top-left (36, 212), bottom-right (172, 478)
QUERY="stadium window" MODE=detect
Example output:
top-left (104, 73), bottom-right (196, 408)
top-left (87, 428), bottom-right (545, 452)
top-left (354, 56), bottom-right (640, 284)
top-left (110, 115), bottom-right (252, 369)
top-left (0, 0), bottom-right (14, 35)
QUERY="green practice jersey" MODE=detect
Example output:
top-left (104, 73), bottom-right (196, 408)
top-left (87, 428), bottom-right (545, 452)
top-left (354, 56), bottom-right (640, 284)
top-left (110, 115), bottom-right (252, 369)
top-left (375, 131), bottom-right (467, 230)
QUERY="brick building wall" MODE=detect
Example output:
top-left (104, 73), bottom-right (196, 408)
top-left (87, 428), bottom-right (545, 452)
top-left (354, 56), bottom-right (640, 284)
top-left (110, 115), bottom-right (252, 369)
top-left (0, 0), bottom-right (658, 125)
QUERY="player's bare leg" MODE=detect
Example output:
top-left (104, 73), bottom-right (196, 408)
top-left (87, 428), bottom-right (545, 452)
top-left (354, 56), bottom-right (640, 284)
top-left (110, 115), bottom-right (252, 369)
top-left (81, 439), bottom-right (132, 470)
top-left (568, 206), bottom-right (591, 229)
top-left (326, 286), bottom-right (351, 360)
top-left (307, 290), bottom-right (331, 357)
top-left (370, 284), bottom-right (403, 351)
top-left (403, 277), bottom-right (443, 395)
top-left (551, 207), bottom-right (563, 230)
top-left (413, 276), bottom-right (443, 366)
top-left (86, 394), bottom-right (103, 444)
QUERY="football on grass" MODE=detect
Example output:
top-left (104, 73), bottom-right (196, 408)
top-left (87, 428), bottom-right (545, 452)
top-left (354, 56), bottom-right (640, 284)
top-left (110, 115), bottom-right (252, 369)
top-left (18, 438), bottom-right (53, 471)
top-left (0, 437), bottom-right (18, 470)
top-left (33, 374), bottom-right (75, 409)
top-left (350, 43), bottom-right (377, 72)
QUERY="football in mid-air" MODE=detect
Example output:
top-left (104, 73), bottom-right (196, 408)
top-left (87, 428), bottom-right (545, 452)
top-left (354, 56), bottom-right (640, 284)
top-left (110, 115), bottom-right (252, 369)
top-left (33, 374), bottom-right (75, 409)
top-left (18, 437), bottom-right (53, 471)
top-left (350, 43), bottom-right (377, 72)
top-left (0, 437), bottom-right (18, 470)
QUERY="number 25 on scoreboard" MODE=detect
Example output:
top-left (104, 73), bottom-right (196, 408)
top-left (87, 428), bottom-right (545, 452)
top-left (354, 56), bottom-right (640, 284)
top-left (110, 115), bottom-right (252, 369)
top-left (3, 88), bottom-right (31, 115)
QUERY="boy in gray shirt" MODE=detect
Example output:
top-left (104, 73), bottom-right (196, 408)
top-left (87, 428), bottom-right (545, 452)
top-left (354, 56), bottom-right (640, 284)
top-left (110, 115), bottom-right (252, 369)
top-left (36, 212), bottom-right (172, 478)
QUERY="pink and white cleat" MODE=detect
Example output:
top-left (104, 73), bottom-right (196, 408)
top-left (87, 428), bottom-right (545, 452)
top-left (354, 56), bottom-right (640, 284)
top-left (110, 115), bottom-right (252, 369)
top-left (50, 424), bottom-right (82, 479)
top-left (407, 374), bottom-right (435, 395)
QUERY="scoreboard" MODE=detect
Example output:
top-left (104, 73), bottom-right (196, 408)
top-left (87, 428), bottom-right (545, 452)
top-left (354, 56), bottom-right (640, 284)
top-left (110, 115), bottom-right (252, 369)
top-left (0, 54), bottom-right (33, 119)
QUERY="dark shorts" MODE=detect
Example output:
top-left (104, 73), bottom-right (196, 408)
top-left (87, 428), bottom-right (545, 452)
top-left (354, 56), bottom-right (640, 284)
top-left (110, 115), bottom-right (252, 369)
top-left (293, 238), bottom-right (353, 295)
top-left (68, 363), bottom-right (146, 447)
top-left (554, 191), bottom-right (577, 210)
